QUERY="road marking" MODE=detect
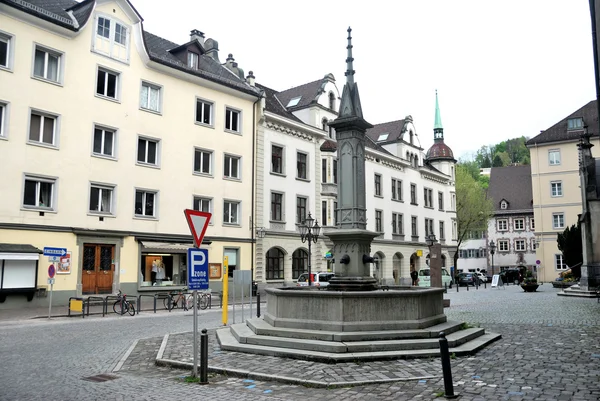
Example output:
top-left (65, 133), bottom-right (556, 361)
top-left (113, 339), bottom-right (138, 372)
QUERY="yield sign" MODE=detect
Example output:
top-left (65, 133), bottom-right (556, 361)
top-left (184, 209), bottom-right (212, 248)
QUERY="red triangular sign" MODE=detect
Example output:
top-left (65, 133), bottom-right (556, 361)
top-left (184, 209), bottom-right (212, 248)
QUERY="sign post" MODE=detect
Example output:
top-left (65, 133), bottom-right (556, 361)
top-left (47, 264), bottom-right (56, 319)
top-left (222, 256), bottom-right (229, 326)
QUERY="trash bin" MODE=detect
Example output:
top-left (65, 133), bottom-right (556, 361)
top-left (252, 281), bottom-right (258, 296)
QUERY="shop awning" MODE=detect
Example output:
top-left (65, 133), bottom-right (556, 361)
top-left (0, 244), bottom-right (42, 260)
top-left (140, 241), bottom-right (195, 254)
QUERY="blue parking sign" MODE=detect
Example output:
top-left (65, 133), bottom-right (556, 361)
top-left (187, 248), bottom-right (209, 290)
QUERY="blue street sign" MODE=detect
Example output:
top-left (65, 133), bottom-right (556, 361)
top-left (187, 248), bottom-right (209, 290)
top-left (43, 247), bottom-right (67, 257)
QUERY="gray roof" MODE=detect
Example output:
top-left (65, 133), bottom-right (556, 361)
top-left (488, 166), bottom-right (533, 213)
top-left (365, 119), bottom-right (406, 144)
top-left (255, 83), bottom-right (303, 124)
top-left (1, 0), bottom-right (107, 30)
top-left (276, 76), bottom-right (336, 111)
top-left (526, 100), bottom-right (598, 146)
top-left (0, 243), bottom-right (43, 254)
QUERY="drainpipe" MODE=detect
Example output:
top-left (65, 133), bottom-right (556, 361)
top-left (251, 90), bottom-right (264, 286)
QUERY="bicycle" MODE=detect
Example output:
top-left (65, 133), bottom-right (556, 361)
top-left (113, 290), bottom-right (136, 316)
top-left (189, 291), bottom-right (210, 310)
top-left (164, 288), bottom-right (190, 311)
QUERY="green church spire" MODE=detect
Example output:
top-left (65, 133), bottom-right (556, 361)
top-left (433, 90), bottom-right (443, 140)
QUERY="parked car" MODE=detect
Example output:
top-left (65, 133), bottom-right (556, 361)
top-left (417, 268), bottom-right (453, 288)
top-left (457, 272), bottom-right (478, 286)
top-left (297, 272), bottom-right (335, 287)
top-left (476, 272), bottom-right (488, 283)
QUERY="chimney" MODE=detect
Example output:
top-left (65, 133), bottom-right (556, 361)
top-left (246, 71), bottom-right (255, 86)
top-left (190, 29), bottom-right (205, 46)
top-left (204, 38), bottom-right (219, 62)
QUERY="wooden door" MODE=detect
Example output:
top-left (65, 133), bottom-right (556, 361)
top-left (82, 244), bottom-right (115, 294)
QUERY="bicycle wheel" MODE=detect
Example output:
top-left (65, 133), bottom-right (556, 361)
top-left (163, 295), bottom-right (176, 310)
top-left (113, 300), bottom-right (127, 315)
top-left (127, 303), bottom-right (136, 316)
top-left (186, 294), bottom-right (197, 310)
top-left (199, 293), bottom-right (209, 310)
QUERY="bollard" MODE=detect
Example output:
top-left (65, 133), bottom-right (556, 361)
top-left (439, 332), bottom-right (458, 398)
top-left (456, 280), bottom-right (459, 292)
top-left (200, 328), bottom-right (208, 384)
top-left (484, 281), bottom-right (487, 289)
top-left (256, 293), bottom-right (261, 317)
top-left (466, 282), bottom-right (469, 291)
top-left (444, 282), bottom-right (448, 293)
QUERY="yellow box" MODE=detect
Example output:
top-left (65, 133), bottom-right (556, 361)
top-left (70, 299), bottom-right (83, 312)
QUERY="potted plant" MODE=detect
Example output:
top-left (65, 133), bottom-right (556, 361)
top-left (520, 270), bottom-right (539, 292)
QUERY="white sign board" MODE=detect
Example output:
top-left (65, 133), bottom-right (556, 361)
top-left (491, 274), bottom-right (504, 288)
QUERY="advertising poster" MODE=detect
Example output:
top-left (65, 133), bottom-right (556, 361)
top-left (57, 251), bottom-right (71, 274)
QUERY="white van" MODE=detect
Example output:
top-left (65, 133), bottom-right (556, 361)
top-left (417, 268), bottom-right (453, 287)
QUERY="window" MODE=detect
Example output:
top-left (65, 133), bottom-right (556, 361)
top-left (266, 248), bottom-right (284, 280)
top-left (23, 176), bottom-right (55, 210)
top-left (225, 108), bottom-right (240, 132)
top-left (514, 218), bottom-right (524, 230)
top-left (224, 154), bottom-right (240, 179)
top-left (410, 183), bottom-right (417, 204)
top-left (29, 111), bottom-right (57, 146)
top-left (94, 16), bottom-right (129, 62)
top-left (93, 126), bottom-right (115, 157)
top-left (188, 52), bottom-right (199, 68)
top-left (140, 82), bottom-right (161, 112)
top-left (425, 218), bottom-right (434, 236)
top-left (89, 184), bottom-right (114, 214)
top-left (321, 159), bottom-right (327, 183)
top-left (424, 188), bottom-right (433, 208)
top-left (375, 210), bottom-right (382, 232)
top-left (223, 200), bottom-right (240, 225)
top-left (333, 159), bottom-right (338, 184)
top-left (501, 200), bottom-right (508, 210)
top-left (392, 213), bottom-right (403, 235)
top-left (552, 213), bottom-right (565, 229)
top-left (321, 118), bottom-right (328, 131)
top-left (328, 92), bottom-right (336, 110)
top-left (296, 196), bottom-right (307, 224)
top-left (530, 218), bottom-right (535, 230)
top-left (392, 179), bottom-right (402, 201)
top-left (532, 239), bottom-right (537, 250)
top-left (411, 216), bottom-right (418, 237)
top-left (193, 148), bottom-right (212, 175)
top-left (555, 254), bottom-right (567, 270)
top-left (439, 221), bottom-right (445, 240)
top-left (193, 196), bottom-right (211, 213)
top-left (452, 219), bottom-right (457, 240)
top-left (96, 68), bottom-right (119, 99)
top-left (451, 193), bottom-right (456, 211)
top-left (497, 219), bottom-right (508, 231)
top-left (135, 190), bottom-right (156, 217)
top-left (567, 117), bottom-right (583, 130)
top-left (548, 149), bottom-right (561, 166)
top-left (271, 145), bottom-right (284, 174)
top-left (287, 96), bottom-right (301, 108)
top-left (515, 239), bottom-right (526, 251)
top-left (297, 152), bottom-right (307, 179)
top-left (33, 46), bottom-right (62, 83)
top-left (551, 181), bottom-right (563, 197)
top-left (224, 248), bottom-right (238, 277)
top-left (377, 133), bottom-right (389, 142)
top-left (0, 32), bottom-right (13, 69)
top-left (195, 99), bottom-right (213, 125)
top-left (137, 137), bottom-right (159, 166)
top-left (498, 240), bottom-right (509, 252)
top-left (322, 201), bottom-right (327, 226)
top-left (0, 102), bottom-right (6, 138)
top-left (271, 192), bottom-right (283, 221)
top-left (292, 249), bottom-right (307, 279)
top-left (333, 201), bottom-right (338, 225)
top-left (374, 174), bottom-right (382, 196)
top-left (438, 191), bottom-right (444, 210)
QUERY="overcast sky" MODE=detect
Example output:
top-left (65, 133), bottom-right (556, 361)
top-left (134, 0), bottom-right (596, 160)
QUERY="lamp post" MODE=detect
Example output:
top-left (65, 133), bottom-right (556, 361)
top-left (299, 213), bottom-right (321, 286)
top-left (489, 240), bottom-right (496, 277)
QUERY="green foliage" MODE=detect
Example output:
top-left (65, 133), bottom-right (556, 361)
top-left (557, 222), bottom-right (583, 278)
top-left (523, 270), bottom-right (537, 284)
top-left (468, 137), bottom-right (530, 168)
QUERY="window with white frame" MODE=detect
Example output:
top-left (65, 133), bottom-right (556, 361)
top-left (296, 196), bottom-right (307, 224)
top-left (92, 125), bottom-right (115, 157)
top-left (392, 212), bottom-right (403, 235)
top-left (271, 192), bottom-right (283, 221)
top-left (135, 189), bottom-right (156, 217)
top-left (223, 200), bottom-right (240, 225)
top-left (193, 196), bottom-right (211, 213)
top-left (514, 239), bottom-right (526, 251)
top-left (439, 221), bottom-right (445, 240)
top-left (271, 145), bottom-right (284, 174)
top-left (188, 51), bottom-right (199, 69)
top-left (530, 218), bottom-right (535, 230)
top-left (451, 192), bottom-right (456, 211)
top-left (140, 82), bottom-right (161, 112)
top-left (438, 191), bottom-right (444, 210)
top-left (551, 181), bottom-right (563, 197)
top-left (193, 148), bottom-right (212, 175)
top-left (498, 240), bottom-right (509, 252)
top-left (137, 137), bottom-right (159, 166)
top-left (567, 117), bottom-right (583, 130)
top-left (29, 110), bottom-right (57, 146)
top-left (195, 98), bottom-right (213, 125)
top-left (375, 210), bottom-right (383, 232)
top-left (497, 219), bottom-right (508, 231)
top-left (96, 67), bottom-right (119, 99)
top-left (548, 149), bottom-right (561, 165)
top-left (410, 183), bottom-right (417, 204)
top-left (93, 16), bottom-right (129, 62)
top-left (23, 175), bottom-right (55, 210)
top-left (0, 102), bottom-right (6, 138)
top-left (501, 200), bottom-right (508, 209)
top-left (89, 184), bottom-right (114, 214)
top-left (391, 178), bottom-right (402, 201)
top-left (424, 188), bottom-right (433, 208)
top-left (531, 239), bottom-right (537, 250)
top-left (552, 213), bottom-right (565, 229)
top-left (452, 219), bottom-right (457, 240)
top-left (0, 32), bottom-right (13, 69)
top-left (33, 45), bottom-right (62, 83)
top-left (296, 152), bottom-right (308, 179)
top-left (374, 174), bottom-right (382, 196)
top-left (514, 218), bottom-right (524, 230)
top-left (224, 154), bottom-right (240, 179)
top-left (424, 218), bottom-right (434, 236)
top-left (225, 108), bottom-right (240, 132)
top-left (555, 254), bottom-right (567, 270)
top-left (411, 216), bottom-right (418, 237)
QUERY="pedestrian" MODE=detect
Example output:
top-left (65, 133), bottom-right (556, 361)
top-left (410, 270), bottom-right (418, 286)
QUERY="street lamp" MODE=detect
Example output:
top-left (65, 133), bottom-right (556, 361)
top-left (426, 234), bottom-right (437, 247)
top-left (299, 212), bottom-right (321, 286)
top-left (489, 240), bottom-right (496, 277)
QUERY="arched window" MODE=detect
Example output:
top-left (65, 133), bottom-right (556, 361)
top-left (266, 248), bottom-right (284, 280)
top-left (292, 249), bottom-right (308, 279)
top-left (410, 131), bottom-right (414, 145)
top-left (322, 118), bottom-right (328, 131)
top-left (329, 92), bottom-right (336, 110)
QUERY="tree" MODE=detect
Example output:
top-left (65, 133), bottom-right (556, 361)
top-left (453, 165), bottom-right (494, 275)
top-left (557, 222), bottom-right (582, 278)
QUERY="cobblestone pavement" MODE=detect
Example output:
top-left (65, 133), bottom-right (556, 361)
top-left (1, 285), bottom-right (599, 400)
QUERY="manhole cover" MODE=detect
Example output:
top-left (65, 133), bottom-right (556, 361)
top-left (81, 374), bottom-right (119, 382)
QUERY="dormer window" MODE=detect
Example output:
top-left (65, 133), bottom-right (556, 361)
top-left (188, 52), bottom-right (199, 69)
top-left (322, 118), bottom-right (328, 131)
top-left (567, 117), bottom-right (583, 130)
top-left (329, 92), bottom-right (336, 110)
top-left (287, 96), bottom-right (301, 107)
top-left (377, 133), bottom-right (389, 142)
top-left (93, 15), bottom-right (129, 63)
top-left (500, 200), bottom-right (508, 209)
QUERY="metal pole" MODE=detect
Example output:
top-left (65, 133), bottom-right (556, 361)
top-left (193, 290), bottom-right (198, 378)
top-left (232, 274), bottom-right (236, 324)
top-left (439, 332), bottom-right (458, 398)
top-left (241, 274), bottom-right (245, 323)
top-left (48, 283), bottom-right (53, 319)
top-left (200, 328), bottom-right (208, 384)
top-left (257, 293), bottom-right (261, 318)
top-left (308, 234), bottom-right (312, 286)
